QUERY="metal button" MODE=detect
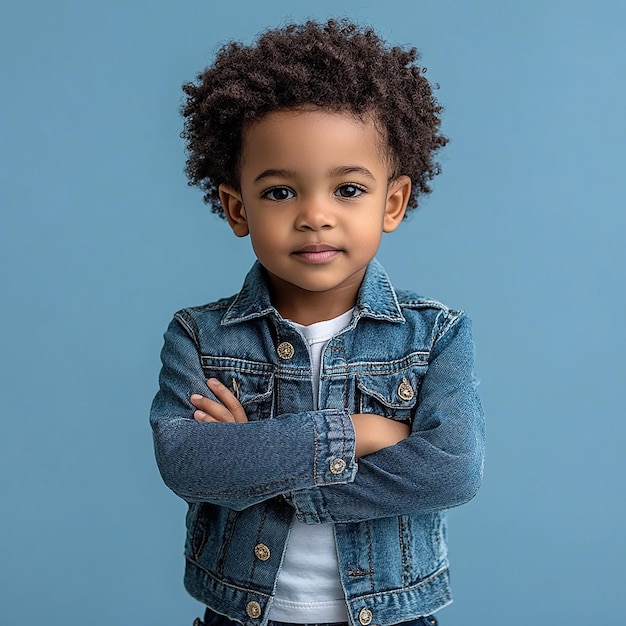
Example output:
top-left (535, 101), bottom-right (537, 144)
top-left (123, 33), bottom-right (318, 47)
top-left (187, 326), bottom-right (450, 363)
top-left (277, 341), bottom-right (295, 360)
top-left (329, 458), bottom-right (347, 474)
top-left (358, 607), bottom-right (373, 625)
top-left (246, 601), bottom-right (262, 619)
top-left (397, 377), bottom-right (415, 401)
top-left (254, 543), bottom-right (271, 561)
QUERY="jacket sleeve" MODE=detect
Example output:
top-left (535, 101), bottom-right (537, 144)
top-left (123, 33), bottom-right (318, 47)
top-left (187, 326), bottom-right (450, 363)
top-left (149, 315), bottom-right (357, 509)
top-left (288, 312), bottom-right (485, 523)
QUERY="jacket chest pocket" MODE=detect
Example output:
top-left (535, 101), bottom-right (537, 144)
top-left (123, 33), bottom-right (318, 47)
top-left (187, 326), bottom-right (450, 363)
top-left (200, 357), bottom-right (274, 421)
top-left (356, 365), bottom-right (426, 424)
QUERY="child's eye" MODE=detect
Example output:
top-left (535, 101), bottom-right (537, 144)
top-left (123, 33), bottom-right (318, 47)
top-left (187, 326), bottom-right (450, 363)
top-left (335, 184), bottom-right (365, 198)
top-left (262, 187), bottom-right (295, 201)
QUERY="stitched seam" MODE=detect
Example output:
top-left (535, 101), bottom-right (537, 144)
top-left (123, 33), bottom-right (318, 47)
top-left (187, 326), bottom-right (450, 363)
top-left (192, 503), bottom-right (207, 561)
top-left (326, 353), bottom-right (430, 376)
top-left (312, 415), bottom-right (319, 483)
top-left (199, 358), bottom-right (275, 374)
top-left (432, 310), bottom-right (464, 349)
top-left (398, 516), bottom-right (405, 585)
top-left (175, 310), bottom-right (201, 351)
top-left (366, 521), bottom-right (375, 593)
top-left (183, 476), bottom-right (312, 500)
top-left (355, 565), bottom-right (450, 601)
top-left (250, 505), bottom-right (269, 580)
top-left (398, 516), bottom-right (412, 587)
top-left (184, 555), bottom-right (272, 600)
top-left (216, 509), bottom-right (239, 575)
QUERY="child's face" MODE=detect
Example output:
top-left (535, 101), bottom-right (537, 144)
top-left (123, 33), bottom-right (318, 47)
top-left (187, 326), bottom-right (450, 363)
top-left (220, 108), bottom-right (410, 319)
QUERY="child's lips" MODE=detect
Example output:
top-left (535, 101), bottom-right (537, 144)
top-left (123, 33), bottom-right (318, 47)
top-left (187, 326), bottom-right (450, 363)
top-left (292, 244), bottom-right (342, 264)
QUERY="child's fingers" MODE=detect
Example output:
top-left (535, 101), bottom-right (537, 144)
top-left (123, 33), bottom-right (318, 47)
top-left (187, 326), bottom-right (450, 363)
top-left (193, 409), bottom-right (216, 422)
top-left (190, 393), bottom-right (236, 422)
top-left (206, 378), bottom-right (248, 423)
top-left (189, 379), bottom-right (249, 423)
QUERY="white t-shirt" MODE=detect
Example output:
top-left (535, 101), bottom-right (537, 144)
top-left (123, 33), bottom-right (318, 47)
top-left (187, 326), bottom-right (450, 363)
top-left (269, 309), bottom-right (354, 623)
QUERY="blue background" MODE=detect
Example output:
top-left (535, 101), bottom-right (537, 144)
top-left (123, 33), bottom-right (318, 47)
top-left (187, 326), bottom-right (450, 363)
top-left (2, 1), bottom-right (625, 624)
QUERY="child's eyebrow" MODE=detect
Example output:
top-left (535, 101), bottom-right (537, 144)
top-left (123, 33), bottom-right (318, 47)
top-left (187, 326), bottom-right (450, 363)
top-left (329, 165), bottom-right (376, 180)
top-left (254, 169), bottom-right (295, 183)
top-left (253, 166), bottom-right (376, 183)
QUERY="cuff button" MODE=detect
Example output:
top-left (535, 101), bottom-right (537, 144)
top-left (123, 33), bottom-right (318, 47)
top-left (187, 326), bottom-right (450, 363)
top-left (358, 607), bottom-right (373, 625)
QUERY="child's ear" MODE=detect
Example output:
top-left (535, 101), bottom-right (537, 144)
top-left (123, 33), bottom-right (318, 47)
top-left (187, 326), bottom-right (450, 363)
top-left (383, 175), bottom-right (411, 233)
top-left (219, 184), bottom-right (249, 237)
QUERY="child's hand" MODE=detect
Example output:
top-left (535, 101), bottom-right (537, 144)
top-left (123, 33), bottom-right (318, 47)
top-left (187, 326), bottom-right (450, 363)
top-left (350, 413), bottom-right (410, 457)
top-left (190, 378), bottom-right (248, 423)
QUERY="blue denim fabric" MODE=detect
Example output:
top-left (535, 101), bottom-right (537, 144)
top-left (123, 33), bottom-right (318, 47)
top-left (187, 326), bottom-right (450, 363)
top-left (196, 607), bottom-right (438, 626)
top-left (151, 259), bottom-right (484, 626)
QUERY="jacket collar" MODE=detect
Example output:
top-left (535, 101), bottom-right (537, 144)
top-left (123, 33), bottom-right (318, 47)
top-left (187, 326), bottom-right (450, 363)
top-left (221, 258), bottom-right (405, 326)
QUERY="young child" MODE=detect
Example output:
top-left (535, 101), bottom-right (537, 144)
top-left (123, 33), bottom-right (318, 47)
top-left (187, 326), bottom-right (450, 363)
top-left (151, 19), bottom-right (484, 626)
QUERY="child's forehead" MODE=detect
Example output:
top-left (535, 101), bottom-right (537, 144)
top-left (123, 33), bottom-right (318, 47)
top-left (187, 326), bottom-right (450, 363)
top-left (240, 107), bottom-right (390, 180)
top-left (246, 104), bottom-right (373, 128)
top-left (242, 106), bottom-right (390, 161)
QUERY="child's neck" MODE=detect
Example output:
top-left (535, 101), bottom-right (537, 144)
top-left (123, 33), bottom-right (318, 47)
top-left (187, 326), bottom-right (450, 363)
top-left (267, 277), bottom-right (359, 326)
top-left (277, 297), bottom-right (355, 326)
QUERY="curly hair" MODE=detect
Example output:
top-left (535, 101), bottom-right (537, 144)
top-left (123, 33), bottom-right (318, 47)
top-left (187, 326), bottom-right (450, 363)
top-left (181, 19), bottom-right (447, 217)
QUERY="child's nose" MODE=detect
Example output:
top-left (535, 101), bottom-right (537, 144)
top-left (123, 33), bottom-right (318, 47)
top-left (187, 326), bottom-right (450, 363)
top-left (294, 198), bottom-right (336, 231)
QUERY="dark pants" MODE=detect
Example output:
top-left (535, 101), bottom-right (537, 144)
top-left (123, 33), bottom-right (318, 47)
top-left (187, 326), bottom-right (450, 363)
top-left (194, 608), bottom-right (438, 626)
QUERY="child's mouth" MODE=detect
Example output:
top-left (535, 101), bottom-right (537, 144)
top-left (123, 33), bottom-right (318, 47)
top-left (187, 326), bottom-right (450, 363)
top-left (292, 244), bottom-right (341, 264)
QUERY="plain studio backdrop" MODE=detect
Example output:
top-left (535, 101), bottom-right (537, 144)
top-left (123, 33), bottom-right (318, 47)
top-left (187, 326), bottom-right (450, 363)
top-left (1, 1), bottom-right (624, 624)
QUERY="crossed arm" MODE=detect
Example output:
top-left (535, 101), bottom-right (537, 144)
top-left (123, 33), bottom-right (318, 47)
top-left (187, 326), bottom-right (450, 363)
top-left (190, 378), bottom-right (410, 458)
top-left (151, 313), bottom-right (484, 520)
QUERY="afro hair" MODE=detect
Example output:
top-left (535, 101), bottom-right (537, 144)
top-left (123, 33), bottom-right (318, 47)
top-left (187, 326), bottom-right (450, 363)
top-left (181, 19), bottom-right (448, 217)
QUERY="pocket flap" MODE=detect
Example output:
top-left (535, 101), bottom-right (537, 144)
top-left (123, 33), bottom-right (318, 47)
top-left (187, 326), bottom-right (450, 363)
top-left (356, 370), bottom-right (421, 410)
top-left (200, 357), bottom-right (274, 405)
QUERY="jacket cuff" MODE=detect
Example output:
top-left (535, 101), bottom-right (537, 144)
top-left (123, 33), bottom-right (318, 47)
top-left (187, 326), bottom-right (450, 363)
top-left (289, 408), bottom-right (357, 523)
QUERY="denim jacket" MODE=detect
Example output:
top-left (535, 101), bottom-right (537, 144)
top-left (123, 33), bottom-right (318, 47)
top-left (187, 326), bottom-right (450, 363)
top-left (150, 259), bottom-right (485, 626)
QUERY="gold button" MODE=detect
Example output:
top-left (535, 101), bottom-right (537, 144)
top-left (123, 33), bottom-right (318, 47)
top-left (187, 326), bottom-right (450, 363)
top-left (398, 377), bottom-right (415, 401)
top-left (254, 543), bottom-right (271, 561)
top-left (329, 458), bottom-right (347, 474)
top-left (246, 601), bottom-right (262, 619)
top-left (358, 607), bottom-right (373, 625)
top-left (277, 341), bottom-right (295, 360)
